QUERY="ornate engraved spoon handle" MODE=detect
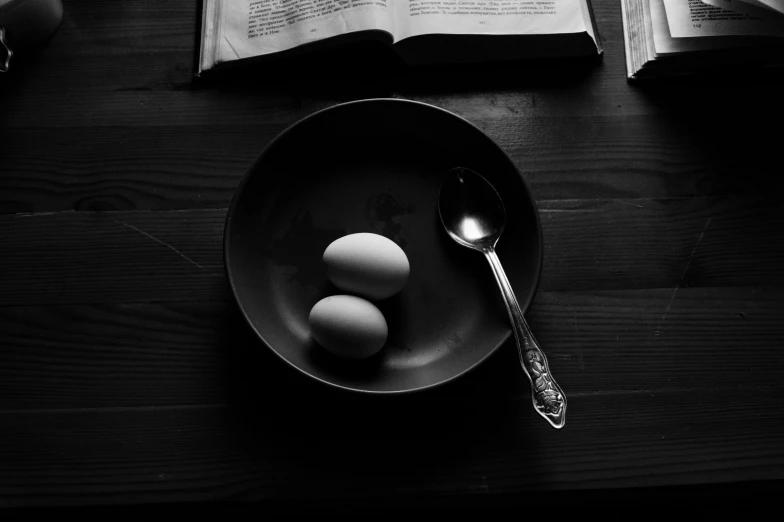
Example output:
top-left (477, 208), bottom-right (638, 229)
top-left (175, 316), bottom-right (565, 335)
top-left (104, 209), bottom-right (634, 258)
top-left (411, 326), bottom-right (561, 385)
top-left (484, 248), bottom-right (567, 429)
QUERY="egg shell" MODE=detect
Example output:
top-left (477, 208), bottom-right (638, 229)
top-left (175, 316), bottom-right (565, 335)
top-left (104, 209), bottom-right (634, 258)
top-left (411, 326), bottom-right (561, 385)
top-left (309, 295), bottom-right (388, 360)
top-left (323, 233), bottom-right (410, 300)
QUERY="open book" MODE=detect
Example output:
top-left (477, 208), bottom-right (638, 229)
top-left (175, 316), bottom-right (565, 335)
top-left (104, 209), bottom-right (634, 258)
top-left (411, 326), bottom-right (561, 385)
top-left (621, 0), bottom-right (784, 79)
top-left (198, 0), bottom-right (602, 75)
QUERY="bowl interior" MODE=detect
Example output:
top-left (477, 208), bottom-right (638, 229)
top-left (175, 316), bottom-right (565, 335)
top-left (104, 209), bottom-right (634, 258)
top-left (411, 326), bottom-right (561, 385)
top-left (225, 99), bottom-right (542, 393)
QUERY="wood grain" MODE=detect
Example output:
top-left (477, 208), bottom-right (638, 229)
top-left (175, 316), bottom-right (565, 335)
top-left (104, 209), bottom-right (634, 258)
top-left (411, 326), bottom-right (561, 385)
top-left (0, 126), bottom-right (279, 213)
top-left (2, 1), bottom-right (783, 214)
top-left (2, 0), bottom-right (784, 508)
top-left (1, 196), bottom-right (782, 305)
top-left (0, 287), bottom-right (781, 410)
top-left (1, 386), bottom-right (782, 507)
top-left (4, 111), bottom-right (784, 212)
top-left (0, 209), bottom-right (228, 305)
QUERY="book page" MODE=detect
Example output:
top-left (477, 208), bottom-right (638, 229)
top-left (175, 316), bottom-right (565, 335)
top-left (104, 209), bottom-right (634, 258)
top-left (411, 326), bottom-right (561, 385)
top-left (392, 0), bottom-right (588, 41)
top-left (756, 0), bottom-right (784, 15)
top-left (650, 0), bottom-right (679, 54)
top-left (650, 0), bottom-right (727, 55)
top-left (702, 0), bottom-right (783, 17)
top-left (662, 0), bottom-right (784, 37)
top-left (219, 0), bottom-right (393, 62)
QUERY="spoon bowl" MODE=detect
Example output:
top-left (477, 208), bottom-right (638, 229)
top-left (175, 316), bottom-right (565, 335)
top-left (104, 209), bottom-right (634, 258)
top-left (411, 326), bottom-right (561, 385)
top-left (438, 167), bottom-right (567, 429)
top-left (438, 167), bottom-right (506, 251)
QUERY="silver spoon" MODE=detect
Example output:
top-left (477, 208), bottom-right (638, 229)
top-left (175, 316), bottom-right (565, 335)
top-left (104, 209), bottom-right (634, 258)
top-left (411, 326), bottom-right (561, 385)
top-left (438, 167), bottom-right (567, 429)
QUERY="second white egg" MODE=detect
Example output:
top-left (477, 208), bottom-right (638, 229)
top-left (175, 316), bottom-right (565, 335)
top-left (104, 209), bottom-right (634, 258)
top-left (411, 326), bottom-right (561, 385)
top-left (309, 295), bottom-right (388, 360)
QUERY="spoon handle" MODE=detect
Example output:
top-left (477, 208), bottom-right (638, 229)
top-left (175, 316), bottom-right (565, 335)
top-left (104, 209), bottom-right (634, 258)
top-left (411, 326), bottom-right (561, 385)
top-left (484, 248), bottom-right (567, 429)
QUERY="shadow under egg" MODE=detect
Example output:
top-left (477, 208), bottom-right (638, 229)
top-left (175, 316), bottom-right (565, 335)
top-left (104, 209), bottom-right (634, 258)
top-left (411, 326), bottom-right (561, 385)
top-left (303, 335), bottom-right (386, 386)
top-left (374, 293), bottom-right (406, 352)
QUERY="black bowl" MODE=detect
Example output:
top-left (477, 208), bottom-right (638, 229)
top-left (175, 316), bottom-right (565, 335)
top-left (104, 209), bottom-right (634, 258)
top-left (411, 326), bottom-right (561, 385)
top-left (225, 98), bottom-right (543, 393)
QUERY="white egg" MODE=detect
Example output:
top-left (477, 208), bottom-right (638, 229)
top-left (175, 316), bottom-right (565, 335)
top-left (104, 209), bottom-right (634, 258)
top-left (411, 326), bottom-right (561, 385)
top-left (308, 295), bottom-right (388, 360)
top-left (323, 233), bottom-right (410, 300)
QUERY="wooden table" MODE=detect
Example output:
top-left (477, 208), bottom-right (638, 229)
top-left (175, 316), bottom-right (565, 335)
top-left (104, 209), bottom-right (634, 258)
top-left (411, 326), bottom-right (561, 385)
top-left (2, 0), bottom-right (783, 514)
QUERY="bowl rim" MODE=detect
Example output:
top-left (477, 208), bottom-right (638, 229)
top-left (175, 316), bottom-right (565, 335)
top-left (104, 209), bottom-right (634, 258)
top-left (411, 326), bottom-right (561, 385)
top-left (223, 97), bottom-right (544, 395)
